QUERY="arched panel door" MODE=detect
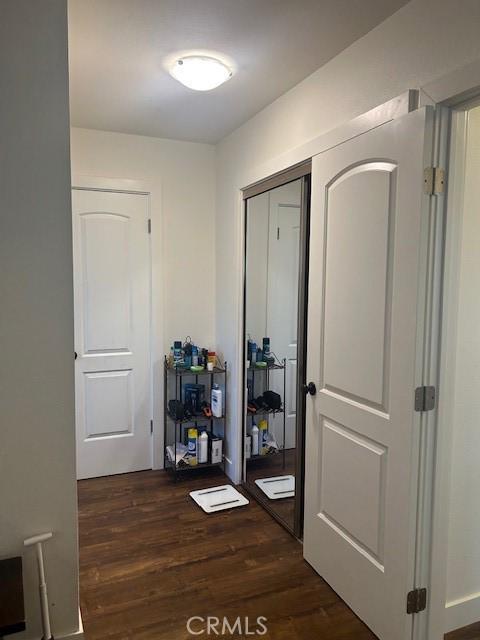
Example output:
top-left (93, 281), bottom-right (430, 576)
top-left (72, 189), bottom-right (151, 479)
top-left (304, 108), bottom-right (432, 640)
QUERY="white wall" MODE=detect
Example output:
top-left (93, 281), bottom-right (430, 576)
top-left (0, 2), bottom-right (80, 638)
top-left (216, 0), bottom-right (480, 485)
top-left (70, 128), bottom-right (216, 469)
top-left (70, 128), bottom-right (216, 349)
top-left (445, 105), bottom-right (480, 630)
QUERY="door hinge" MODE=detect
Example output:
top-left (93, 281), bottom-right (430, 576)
top-left (150, 419), bottom-right (153, 434)
top-left (415, 387), bottom-right (436, 411)
top-left (414, 386), bottom-right (436, 412)
top-left (148, 218), bottom-right (152, 234)
top-left (424, 167), bottom-right (446, 195)
top-left (407, 588), bottom-right (427, 614)
top-left (277, 226), bottom-right (280, 240)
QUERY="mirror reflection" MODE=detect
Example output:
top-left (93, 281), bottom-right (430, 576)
top-left (244, 179), bottom-right (302, 532)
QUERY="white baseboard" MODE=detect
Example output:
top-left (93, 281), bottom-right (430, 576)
top-left (445, 592), bottom-right (480, 633)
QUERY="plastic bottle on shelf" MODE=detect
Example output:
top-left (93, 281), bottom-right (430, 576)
top-left (251, 424), bottom-right (259, 456)
top-left (259, 419), bottom-right (268, 455)
top-left (198, 431), bottom-right (208, 464)
top-left (188, 428), bottom-right (198, 466)
top-left (211, 384), bottom-right (223, 418)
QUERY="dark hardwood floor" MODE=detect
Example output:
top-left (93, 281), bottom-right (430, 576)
top-left (78, 469), bottom-right (477, 639)
top-left (78, 469), bottom-right (376, 639)
top-left (446, 622), bottom-right (480, 640)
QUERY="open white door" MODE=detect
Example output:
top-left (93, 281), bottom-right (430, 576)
top-left (304, 108), bottom-right (431, 640)
top-left (72, 189), bottom-right (151, 479)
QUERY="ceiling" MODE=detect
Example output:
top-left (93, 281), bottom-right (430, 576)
top-left (68, 0), bottom-right (408, 144)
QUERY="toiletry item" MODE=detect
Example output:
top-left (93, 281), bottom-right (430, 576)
top-left (192, 346), bottom-right (199, 367)
top-left (198, 431), bottom-right (208, 464)
top-left (173, 340), bottom-right (183, 366)
top-left (257, 347), bottom-right (263, 362)
top-left (184, 384), bottom-right (205, 414)
top-left (183, 339), bottom-right (193, 367)
top-left (251, 425), bottom-right (259, 456)
top-left (250, 342), bottom-right (257, 364)
top-left (262, 337), bottom-right (270, 358)
top-left (190, 365), bottom-right (204, 373)
top-left (211, 437), bottom-right (223, 464)
top-left (208, 351), bottom-right (216, 367)
top-left (187, 428), bottom-right (198, 465)
top-left (258, 419), bottom-right (268, 455)
top-left (201, 402), bottom-right (212, 418)
top-left (207, 361), bottom-right (214, 372)
top-left (245, 435), bottom-right (252, 459)
top-left (211, 384), bottom-right (223, 418)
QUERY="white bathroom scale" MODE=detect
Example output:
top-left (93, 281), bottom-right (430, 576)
top-left (255, 475), bottom-right (295, 500)
top-left (189, 484), bottom-right (249, 513)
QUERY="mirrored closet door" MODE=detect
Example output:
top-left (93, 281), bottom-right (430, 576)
top-left (242, 164), bottom-right (311, 538)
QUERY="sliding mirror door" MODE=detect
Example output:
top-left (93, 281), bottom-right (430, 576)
top-left (243, 169), bottom-right (310, 537)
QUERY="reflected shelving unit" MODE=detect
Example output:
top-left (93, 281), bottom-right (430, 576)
top-left (246, 356), bottom-right (286, 467)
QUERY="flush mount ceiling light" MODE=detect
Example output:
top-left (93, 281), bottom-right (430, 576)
top-left (169, 55), bottom-right (233, 91)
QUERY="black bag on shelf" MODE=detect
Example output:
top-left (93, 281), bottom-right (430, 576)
top-left (168, 399), bottom-right (185, 420)
top-left (263, 390), bottom-right (282, 411)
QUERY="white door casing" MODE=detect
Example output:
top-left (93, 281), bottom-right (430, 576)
top-left (303, 109), bottom-right (430, 640)
top-left (73, 189), bottom-right (151, 479)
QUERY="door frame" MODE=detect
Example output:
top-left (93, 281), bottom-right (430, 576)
top-left (71, 176), bottom-right (163, 472)
top-left (428, 95), bottom-right (480, 639)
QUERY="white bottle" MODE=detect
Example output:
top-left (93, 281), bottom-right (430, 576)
top-left (245, 434), bottom-right (252, 459)
top-left (251, 425), bottom-right (259, 456)
top-left (198, 431), bottom-right (208, 464)
top-left (211, 384), bottom-right (223, 418)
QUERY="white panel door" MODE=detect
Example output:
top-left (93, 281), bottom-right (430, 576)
top-left (304, 109), bottom-right (430, 640)
top-left (72, 189), bottom-right (151, 479)
top-left (267, 182), bottom-right (301, 450)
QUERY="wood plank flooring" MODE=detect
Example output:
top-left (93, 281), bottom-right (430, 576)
top-left (78, 469), bottom-right (376, 639)
top-left (78, 469), bottom-right (478, 639)
top-left (446, 622), bottom-right (480, 640)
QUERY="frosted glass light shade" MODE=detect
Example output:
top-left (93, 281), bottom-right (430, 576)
top-left (170, 56), bottom-right (232, 91)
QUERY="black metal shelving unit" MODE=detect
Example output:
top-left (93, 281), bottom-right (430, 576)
top-left (246, 355), bottom-right (286, 468)
top-left (163, 357), bottom-right (227, 479)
